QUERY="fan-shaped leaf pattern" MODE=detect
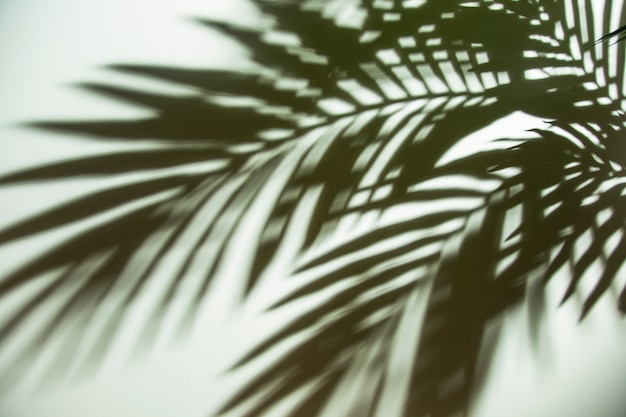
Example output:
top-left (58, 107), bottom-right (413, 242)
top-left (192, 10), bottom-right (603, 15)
top-left (1, 0), bottom-right (626, 416)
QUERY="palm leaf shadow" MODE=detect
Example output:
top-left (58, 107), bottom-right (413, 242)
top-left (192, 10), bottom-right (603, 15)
top-left (1, 0), bottom-right (626, 416)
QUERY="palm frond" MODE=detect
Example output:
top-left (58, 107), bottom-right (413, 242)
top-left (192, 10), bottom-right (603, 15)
top-left (1, 0), bottom-right (626, 416)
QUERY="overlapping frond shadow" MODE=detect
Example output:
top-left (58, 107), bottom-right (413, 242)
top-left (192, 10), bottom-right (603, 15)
top-left (1, 0), bottom-right (626, 416)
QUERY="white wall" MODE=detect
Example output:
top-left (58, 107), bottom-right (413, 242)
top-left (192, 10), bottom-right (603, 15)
top-left (1, 1), bottom-right (625, 417)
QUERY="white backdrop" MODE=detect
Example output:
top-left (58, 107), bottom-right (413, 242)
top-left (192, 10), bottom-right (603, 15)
top-left (1, 1), bottom-right (626, 417)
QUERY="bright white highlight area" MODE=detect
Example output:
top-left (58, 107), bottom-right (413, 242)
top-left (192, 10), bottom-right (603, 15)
top-left (436, 110), bottom-right (545, 167)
